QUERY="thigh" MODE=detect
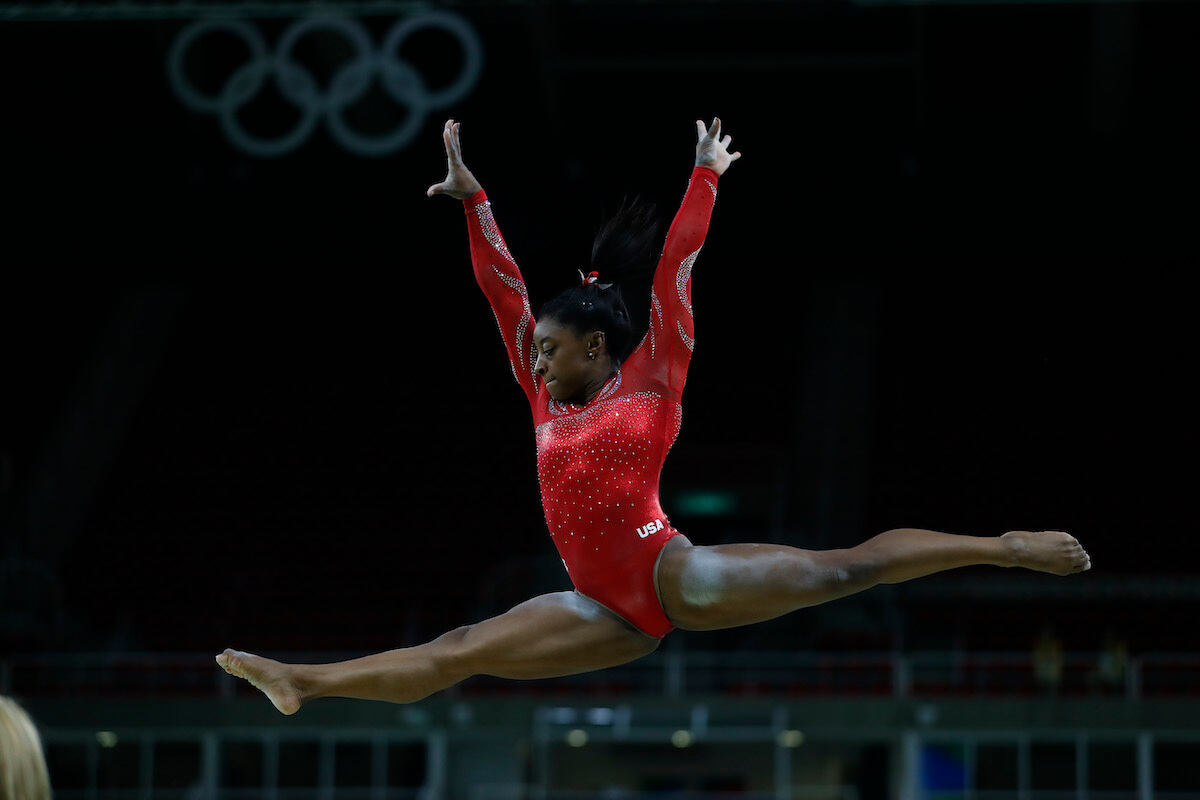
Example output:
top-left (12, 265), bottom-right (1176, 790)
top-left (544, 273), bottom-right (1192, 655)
top-left (456, 591), bottom-right (662, 681)
top-left (655, 541), bottom-right (849, 631)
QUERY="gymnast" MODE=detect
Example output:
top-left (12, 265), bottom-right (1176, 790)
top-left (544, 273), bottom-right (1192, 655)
top-left (217, 117), bottom-right (1091, 714)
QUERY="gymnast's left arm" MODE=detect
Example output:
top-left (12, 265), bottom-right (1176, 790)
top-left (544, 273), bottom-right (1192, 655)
top-left (659, 117), bottom-right (741, 272)
top-left (642, 118), bottom-right (741, 392)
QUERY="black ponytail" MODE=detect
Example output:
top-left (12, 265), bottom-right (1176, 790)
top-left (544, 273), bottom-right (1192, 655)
top-left (590, 196), bottom-right (661, 286)
top-left (538, 197), bottom-right (661, 365)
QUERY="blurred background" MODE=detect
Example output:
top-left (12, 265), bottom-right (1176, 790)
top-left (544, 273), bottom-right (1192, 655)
top-left (1, 0), bottom-right (1197, 797)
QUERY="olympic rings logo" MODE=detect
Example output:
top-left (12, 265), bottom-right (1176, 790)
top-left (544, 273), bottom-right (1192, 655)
top-left (167, 12), bottom-right (483, 158)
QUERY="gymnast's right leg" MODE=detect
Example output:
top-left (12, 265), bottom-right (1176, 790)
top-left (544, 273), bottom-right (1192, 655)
top-left (216, 591), bottom-right (660, 715)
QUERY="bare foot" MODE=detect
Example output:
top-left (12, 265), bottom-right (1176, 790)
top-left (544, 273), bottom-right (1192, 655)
top-left (1001, 531), bottom-right (1091, 576)
top-left (216, 649), bottom-right (303, 715)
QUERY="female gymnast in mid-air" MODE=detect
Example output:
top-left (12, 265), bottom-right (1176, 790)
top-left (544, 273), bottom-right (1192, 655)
top-left (217, 117), bottom-right (1091, 715)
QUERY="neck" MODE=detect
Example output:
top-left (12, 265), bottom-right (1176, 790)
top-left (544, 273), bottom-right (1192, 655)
top-left (580, 360), bottom-right (618, 403)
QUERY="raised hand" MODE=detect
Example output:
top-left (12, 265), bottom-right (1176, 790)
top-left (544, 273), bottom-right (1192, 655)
top-left (427, 119), bottom-right (482, 200)
top-left (695, 117), bottom-right (741, 176)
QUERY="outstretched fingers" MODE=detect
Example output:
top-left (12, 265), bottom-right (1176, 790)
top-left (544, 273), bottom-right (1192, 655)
top-left (699, 118), bottom-right (738, 146)
top-left (446, 119), bottom-right (463, 163)
top-left (695, 117), bottom-right (742, 173)
top-left (427, 118), bottom-right (470, 198)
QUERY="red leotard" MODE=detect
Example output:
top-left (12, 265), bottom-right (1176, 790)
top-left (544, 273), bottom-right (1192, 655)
top-left (464, 166), bottom-right (719, 638)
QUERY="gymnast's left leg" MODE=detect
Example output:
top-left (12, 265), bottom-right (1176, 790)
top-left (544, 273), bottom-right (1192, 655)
top-left (655, 528), bottom-right (1090, 631)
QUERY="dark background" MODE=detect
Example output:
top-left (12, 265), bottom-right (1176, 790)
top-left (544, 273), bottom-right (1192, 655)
top-left (2, 1), bottom-right (1196, 660)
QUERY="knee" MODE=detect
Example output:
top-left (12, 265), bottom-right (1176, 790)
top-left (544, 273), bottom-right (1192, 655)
top-left (429, 625), bottom-right (475, 682)
top-left (767, 550), bottom-right (875, 604)
top-left (831, 544), bottom-right (886, 591)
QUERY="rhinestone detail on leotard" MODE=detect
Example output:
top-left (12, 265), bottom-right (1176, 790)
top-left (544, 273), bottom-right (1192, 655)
top-left (632, 290), bottom-right (665, 362)
top-left (677, 319), bottom-right (695, 352)
top-left (491, 265), bottom-right (535, 381)
top-left (547, 371), bottom-right (623, 416)
top-left (676, 248), bottom-right (699, 318)
top-left (474, 201), bottom-right (516, 265)
top-left (649, 290), bottom-right (663, 359)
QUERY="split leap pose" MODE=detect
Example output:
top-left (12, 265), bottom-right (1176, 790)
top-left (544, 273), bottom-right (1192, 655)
top-left (217, 118), bottom-right (1090, 714)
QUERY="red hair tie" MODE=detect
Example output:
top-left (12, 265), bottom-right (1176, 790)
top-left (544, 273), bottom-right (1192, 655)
top-left (578, 270), bottom-right (612, 289)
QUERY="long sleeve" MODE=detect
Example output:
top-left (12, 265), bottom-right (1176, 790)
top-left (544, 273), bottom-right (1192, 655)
top-left (464, 189), bottom-right (540, 409)
top-left (625, 165), bottom-right (719, 398)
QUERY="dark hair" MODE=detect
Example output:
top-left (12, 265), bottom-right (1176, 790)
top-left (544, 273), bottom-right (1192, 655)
top-left (538, 197), bottom-right (661, 365)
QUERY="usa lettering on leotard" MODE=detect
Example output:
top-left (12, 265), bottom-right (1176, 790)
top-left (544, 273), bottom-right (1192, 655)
top-left (636, 519), bottom-right (665, 539)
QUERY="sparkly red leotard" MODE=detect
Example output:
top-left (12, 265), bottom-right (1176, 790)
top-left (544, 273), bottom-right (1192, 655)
top-left (464, 166), bottom-right (719, 638)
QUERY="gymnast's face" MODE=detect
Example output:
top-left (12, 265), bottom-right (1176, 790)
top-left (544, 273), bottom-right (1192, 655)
top-left (533, 317), bottom-right (606, 403)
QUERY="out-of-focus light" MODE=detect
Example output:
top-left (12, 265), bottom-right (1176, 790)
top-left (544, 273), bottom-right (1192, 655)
top-left (675, 490), bottom-right (738, 516)
top-left (586, 707), bottom-right (615, 725)
top-left (566, 729), bottom-right (588, 748)
top-left (671, 730), bottom-right (692, 748)
top-left (96, 731), bottom-right (118, 748)
top-left (778, 730), bottom-right (805, 748)
top-left (548, 707), bottom-right (577, 724)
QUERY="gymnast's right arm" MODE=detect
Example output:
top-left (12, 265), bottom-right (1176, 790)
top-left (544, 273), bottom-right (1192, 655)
top-left (427, 119), bottom-right (540, 408)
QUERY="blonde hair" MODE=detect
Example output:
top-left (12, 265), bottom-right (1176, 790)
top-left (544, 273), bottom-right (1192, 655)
top-left (0, 696), bottom-right (51, 800)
